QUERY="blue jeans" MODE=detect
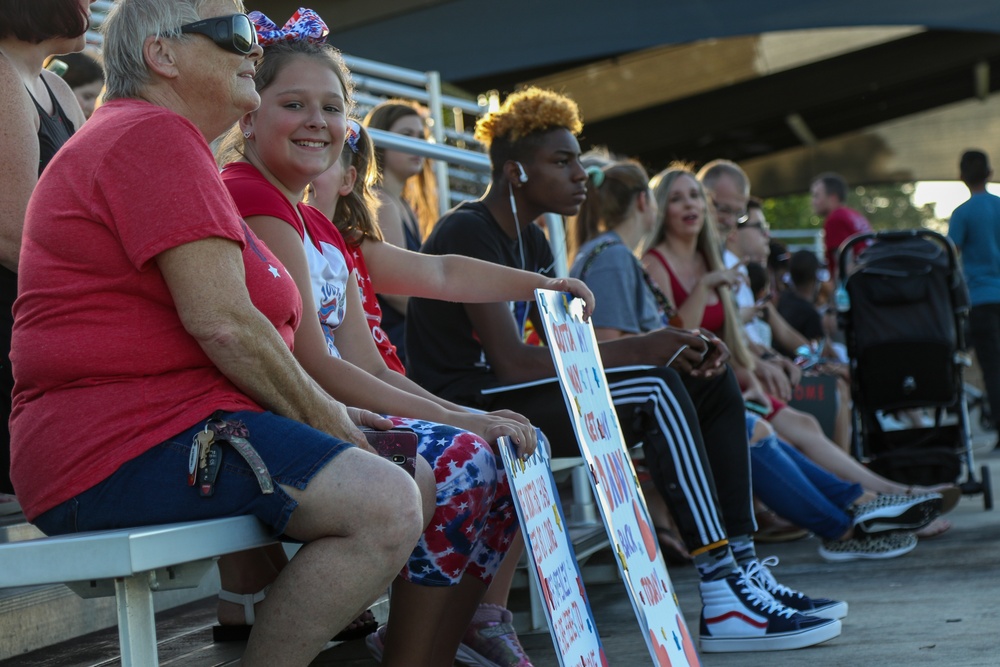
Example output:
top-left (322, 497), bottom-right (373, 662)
top-left (747, 416), bottom-right (863, 540)
top-left (33, 411), bottom-right (351, 538)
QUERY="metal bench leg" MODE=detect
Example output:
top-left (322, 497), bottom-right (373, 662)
top-left (529, 572), bottom-right (546, 631)
top-left (115, 573), bottom-right (158, 667)
top-left (569, 463), bottom-right (598, 526)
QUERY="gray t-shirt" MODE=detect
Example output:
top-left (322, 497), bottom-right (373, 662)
top-left (570, 231), bottom-right (663, 334)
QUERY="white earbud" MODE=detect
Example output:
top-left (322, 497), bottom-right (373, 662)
top-left (515, 162), bottom-right (528, 184)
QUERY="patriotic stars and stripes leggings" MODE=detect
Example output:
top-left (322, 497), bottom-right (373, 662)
top-left (386, 416), bottom-right (517, 587)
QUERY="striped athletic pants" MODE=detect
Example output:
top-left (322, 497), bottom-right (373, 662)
top-left (476, 366), bottom-right (755, 551)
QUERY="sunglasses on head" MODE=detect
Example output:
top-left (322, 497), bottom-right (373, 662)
top-left (711, 198), bottom-right (749, 225)
top-left (738, 220), bottom-right (770, 233)
top-left (179, 13), bottom-right (257, 55)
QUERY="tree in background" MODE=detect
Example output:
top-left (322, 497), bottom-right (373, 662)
top-left (762, 182), bottom-right (936, 233)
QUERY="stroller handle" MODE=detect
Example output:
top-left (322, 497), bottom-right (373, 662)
top-left (837, 228), bottom-right (961, 286)
top-left (837, 228), bottom-right (969, 350)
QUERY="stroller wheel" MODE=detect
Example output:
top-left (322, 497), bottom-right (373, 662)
top-left (981, 465), bottom-right (993, 511)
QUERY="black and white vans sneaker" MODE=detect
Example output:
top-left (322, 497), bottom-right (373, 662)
top-left (699, 569), bottom-right (841, 652)
top-left (744, 557), bottom-right (848, 620)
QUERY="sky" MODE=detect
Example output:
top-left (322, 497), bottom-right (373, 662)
top-left (913, 181), bottom-right (1000, 222)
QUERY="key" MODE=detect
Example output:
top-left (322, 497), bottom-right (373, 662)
top-left (189, 430), bottom-right (214, 486)
top-left (199, 443), bottom-right (223, 497)
top-left (196, 430), bottom-right (215, 469)
top-left (187, 439), bottom-right (199, 486)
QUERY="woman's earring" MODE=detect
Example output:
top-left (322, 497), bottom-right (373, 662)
top-left (243, 130), bottom-right (253, 139)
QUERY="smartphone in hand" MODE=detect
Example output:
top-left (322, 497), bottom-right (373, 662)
top-left (695, 333), bottom-right (717, 368)
top-left (363, 428), bottom-right (418, 477)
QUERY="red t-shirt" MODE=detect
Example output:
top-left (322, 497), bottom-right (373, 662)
top-left (823, 206), bottom-right (871, 279)
top-left (10, 100), bottom-right (302, 520)
top-left (222, 162), bottom-right (357, 358)
top-left (223, 163), bottom-right (406, 374)
top-left (347, 242), bottom-right (406, 375)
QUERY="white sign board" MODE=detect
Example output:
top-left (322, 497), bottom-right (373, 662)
top-left (535, 289), bottom-right (700, 667)
top-left (498, 437), bottom-right (607, 667)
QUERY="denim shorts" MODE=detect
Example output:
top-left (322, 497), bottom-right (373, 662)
top-left (33, 410), bottom-right (352, 538)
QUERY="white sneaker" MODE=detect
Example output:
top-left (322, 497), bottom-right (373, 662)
top-left (699, 570), bottom-right (841, 653)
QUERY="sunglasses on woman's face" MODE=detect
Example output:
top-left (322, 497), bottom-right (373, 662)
top-left (179, 13), bottom-right (257, 55)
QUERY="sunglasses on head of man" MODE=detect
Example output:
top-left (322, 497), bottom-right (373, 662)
top-left (179, 13), bottom-right (257, 55)
top-left (711, 198), bottom-right (748, 225)
top-left (738, 219), bottom-right (770, 234)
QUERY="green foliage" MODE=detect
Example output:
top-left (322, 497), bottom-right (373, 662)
top-left (762, 182), bottom-right (936, 232)
top-left (761, 194), bottom-right (818, 231)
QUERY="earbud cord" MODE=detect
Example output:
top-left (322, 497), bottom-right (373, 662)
top-left (508, 182), bottom-right (527, 271)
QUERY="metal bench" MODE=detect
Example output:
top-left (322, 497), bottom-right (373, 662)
top-left (0, 516), bottom-right (275, 666)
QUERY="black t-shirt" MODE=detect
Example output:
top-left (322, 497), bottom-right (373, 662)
top-left (777, 290), bottom-right (825, 342)
top-left (406, 200), bottom-right (555, 403)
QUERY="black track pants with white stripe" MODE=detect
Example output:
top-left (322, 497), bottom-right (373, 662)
top-left (477, 365), bottom-right (754, 552)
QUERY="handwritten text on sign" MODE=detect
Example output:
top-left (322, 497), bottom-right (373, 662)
top-left (498, 438), bottom-right (607, 667)
top-left (536, 290), bottom-right (700, 667)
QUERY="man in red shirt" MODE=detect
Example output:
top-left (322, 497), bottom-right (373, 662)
top-left (810, 172), bottom-right (872, 281)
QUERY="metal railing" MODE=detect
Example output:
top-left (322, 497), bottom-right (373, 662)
top-left (343, 55), bottom-right (488, 216)
top-left (85, 1), bottom-right (114, 48)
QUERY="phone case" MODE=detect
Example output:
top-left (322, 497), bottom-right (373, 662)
top-left (363, 428), bottom-right (418, 477)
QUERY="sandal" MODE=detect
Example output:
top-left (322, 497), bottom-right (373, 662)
top-left (655, 526), bottom-right (692, 566)
top-left (907, 484), bottom-right (961, 514)
top-left (753, 509), bottom-right (810, 543)
top-left (914, 517), bottom-right (952, 539)
top-left (212, 587), bottom-right (378, 642)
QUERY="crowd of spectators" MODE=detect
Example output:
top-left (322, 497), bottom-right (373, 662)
top-left (0, 0), bottom-right (976, 665)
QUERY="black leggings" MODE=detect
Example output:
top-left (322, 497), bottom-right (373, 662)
top-left (475, 366), bottom-right (754, 552)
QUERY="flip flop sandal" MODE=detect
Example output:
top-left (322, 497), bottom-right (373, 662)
top-left (655, 526), bottom-right (692, 565)
top-left (914, 517), bottom-right (952, 539)
top-left (212, 588), bottom-right (378, 642)
top-left (908, 484), bottom-right (961, 514)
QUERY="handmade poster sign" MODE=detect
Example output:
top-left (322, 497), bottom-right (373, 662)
top-left (497, 436), bottom-right (607, 667)
top-left (534, 289), bottom-right (700, 667)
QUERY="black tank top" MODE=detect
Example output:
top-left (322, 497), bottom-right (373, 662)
top-left (30, 76), bottom-right (75, 176)
top-left (0, 79), bottom-right (75, 316)
top-left (0, 77), bottom-right (75, 493)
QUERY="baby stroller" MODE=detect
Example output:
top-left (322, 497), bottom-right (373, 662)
top-left (838, 229), bottom-right (992, 509)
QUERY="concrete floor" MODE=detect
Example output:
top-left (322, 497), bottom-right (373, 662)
top-left (330, 447), bottom-right (1000, 667)
top-left (7, 437), bottom-right (995, 667)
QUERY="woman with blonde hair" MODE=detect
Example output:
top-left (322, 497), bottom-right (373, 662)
top-left (363, 99), bottom-right (439, 364)
top-left (643, 165), bottom-right (756, 370)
